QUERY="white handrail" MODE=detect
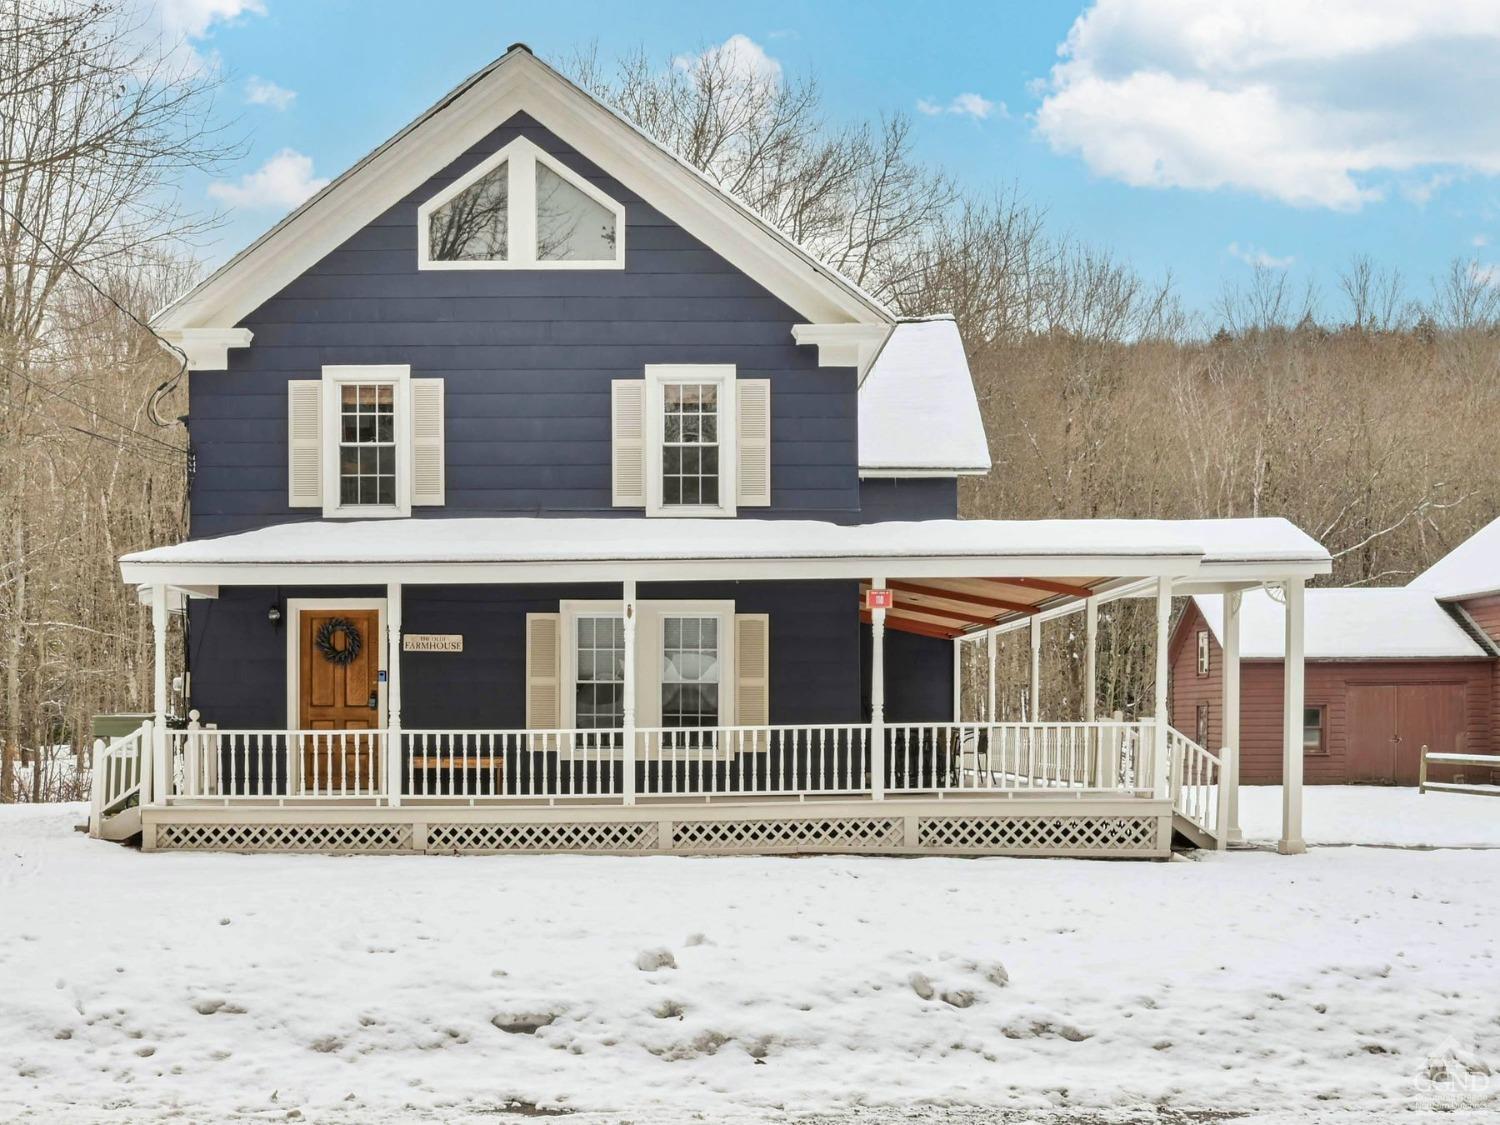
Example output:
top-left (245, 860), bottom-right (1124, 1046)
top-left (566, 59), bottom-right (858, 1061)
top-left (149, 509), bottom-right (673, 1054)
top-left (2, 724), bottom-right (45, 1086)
top-left (89, 722), bottom-right (151, 837)
top-left (1168, 727), bottom-right (1227, 848)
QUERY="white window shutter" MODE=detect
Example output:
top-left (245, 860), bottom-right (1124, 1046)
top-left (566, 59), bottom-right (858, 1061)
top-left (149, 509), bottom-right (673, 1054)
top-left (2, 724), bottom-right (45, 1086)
top-left (525, 613), bottom-right (561, 729)
top-left (410, 377), bottom-right (445, 506)
top-left (736, 379), bottom-right (771, 507)
top-left (287, 380), bottom-right (323, 508)
top-left (734, 613), bottom-right (770, 726)
top-left (611, 379), bottom-right (646, 507)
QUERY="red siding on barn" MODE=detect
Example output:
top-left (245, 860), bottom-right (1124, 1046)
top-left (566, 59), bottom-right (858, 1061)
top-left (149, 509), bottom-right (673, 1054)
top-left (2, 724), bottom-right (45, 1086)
top-left (1458, 594), bottom-right (1500, 751)
top-left (1169, 597), bottom-right (1497, 786)
top-left (1169, 600), bottom-right (1222, 750)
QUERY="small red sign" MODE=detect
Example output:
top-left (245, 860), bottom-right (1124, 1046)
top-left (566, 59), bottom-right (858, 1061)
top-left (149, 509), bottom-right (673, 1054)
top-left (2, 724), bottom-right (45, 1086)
top-left (865, 588), bottom-right (894, 610)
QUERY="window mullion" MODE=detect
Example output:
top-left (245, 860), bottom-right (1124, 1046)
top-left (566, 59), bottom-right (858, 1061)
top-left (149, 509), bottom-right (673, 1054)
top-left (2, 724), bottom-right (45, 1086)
top-left (509, 149), bottom-right (536, 266)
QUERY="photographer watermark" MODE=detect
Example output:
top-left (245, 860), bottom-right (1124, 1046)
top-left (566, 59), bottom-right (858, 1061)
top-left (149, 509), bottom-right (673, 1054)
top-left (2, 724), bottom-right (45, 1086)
top-left (1416, 1038), bottom-right (1493, 1103)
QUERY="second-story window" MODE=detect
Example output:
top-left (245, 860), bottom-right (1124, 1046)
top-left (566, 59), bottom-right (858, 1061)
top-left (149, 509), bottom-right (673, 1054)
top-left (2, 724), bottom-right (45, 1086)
top-left (339, 384), bottom-right (397, 506)
top-left (662, 384), bottom-right (720, 507)
top-left (643, 365), bottom-right (737, 517)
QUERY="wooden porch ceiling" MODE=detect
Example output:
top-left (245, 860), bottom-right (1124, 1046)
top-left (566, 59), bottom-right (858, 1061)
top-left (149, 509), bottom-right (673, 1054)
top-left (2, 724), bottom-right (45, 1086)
top-left (859, 576), bottom-right (1109, 640)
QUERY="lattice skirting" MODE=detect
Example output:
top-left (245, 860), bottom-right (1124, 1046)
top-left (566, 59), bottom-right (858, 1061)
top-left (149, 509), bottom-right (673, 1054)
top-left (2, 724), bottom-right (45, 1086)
top-left (427, 821), bottom-right (659, 854)
top-left (155, 822), bottom-right (412, 853)
top-left (674, 815), bottom-right (903, 853)
top-left (918, 814), bottom-right (1158, 854)
top-left (147, 808), bottom-right (1165, 857)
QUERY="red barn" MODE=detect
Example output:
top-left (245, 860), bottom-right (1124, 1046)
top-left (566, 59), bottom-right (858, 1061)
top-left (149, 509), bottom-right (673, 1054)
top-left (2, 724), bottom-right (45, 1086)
top-left (1170, 517), bottom-right (1500, 786)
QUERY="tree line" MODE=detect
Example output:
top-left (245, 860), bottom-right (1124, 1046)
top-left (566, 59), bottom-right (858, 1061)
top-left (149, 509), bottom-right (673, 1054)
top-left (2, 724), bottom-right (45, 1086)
top-left (2, 22), bottom-right (1496, 796)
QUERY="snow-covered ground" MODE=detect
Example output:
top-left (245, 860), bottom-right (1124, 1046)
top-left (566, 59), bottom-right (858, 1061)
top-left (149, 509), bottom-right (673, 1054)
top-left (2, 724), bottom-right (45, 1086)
top-left (3, 802), bottom-right (1499, 1124)
top-left (1239, 784), bottom-right (1500, 847)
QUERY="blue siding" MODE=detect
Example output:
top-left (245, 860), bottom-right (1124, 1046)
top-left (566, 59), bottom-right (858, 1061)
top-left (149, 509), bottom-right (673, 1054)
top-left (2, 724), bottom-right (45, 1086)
top-left (189, 112), bottom-right (867, 537)
top-left (854, 478), bottom-right (958, 522)
top-left (188, 581), bottom-right (893, 729)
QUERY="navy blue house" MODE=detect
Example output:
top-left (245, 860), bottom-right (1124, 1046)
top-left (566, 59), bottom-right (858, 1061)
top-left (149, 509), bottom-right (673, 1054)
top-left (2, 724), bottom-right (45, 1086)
top-left (111, 46), bottom-right (1328, 855)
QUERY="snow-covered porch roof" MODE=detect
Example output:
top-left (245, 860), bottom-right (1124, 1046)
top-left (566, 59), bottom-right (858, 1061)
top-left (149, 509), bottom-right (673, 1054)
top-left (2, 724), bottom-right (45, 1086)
top-left (121, 516), bottom-right (1330, 635)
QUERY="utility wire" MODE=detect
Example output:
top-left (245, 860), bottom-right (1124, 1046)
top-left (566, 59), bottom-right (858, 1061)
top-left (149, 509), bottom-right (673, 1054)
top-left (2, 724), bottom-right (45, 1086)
top-left (3, 360), bottom-right (188, 456)
top-left (0, 199), bottom-right (191, 428)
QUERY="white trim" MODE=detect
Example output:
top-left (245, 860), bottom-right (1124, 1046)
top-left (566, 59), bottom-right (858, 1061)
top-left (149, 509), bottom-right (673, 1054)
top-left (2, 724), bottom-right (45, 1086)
top-left (154, 49), bottom-right (889, 332)
top-left (791, 323), bottom-right (889, 378)
top-left (416, 135), bottom-right (625, 271)
top-left (285, 598), bottom-right (388, 739)
top-left (159, 328), bottom-right (253, 371)
top-left (320, 364), bottom-right (412, 519)
top-left (644, 365), bottom-right (738, 518)
top-left (858, 469), bottom-right (979, 479)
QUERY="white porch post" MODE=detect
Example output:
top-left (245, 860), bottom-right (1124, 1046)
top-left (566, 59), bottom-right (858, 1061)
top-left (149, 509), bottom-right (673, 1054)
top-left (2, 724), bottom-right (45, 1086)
top-left (1028, 615), bottom-right (1041, 721)
top-left (870, 574), bottom-right (886, 801)
top-left (1084, 596), bottom-right (1098, 723)
top-left (1153, 576), bottom-right (1171, 799)
top-left (622, 578), bottom-right (637, 805)
top-left (986, 627), bottom-right (997, 721)
top-left (1222, 590), bottom-right (1243, 844)
top-left (1280, 578), bottom-right (1307, 855)
top-left (386, 582), bottom-right (403, 807)
top-left (951, 637), bottom-right (961, 722)
top-left (150, 584), bottom-right (169, 805)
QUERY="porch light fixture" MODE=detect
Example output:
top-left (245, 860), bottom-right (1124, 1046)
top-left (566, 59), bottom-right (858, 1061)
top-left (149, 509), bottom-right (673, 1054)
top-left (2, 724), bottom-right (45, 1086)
top-left (267, 604), bottom-right (283, 627)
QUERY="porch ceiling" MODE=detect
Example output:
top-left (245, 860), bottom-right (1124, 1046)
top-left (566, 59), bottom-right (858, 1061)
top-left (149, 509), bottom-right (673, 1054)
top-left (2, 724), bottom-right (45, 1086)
top-left (860, 577), bottom-right (1110, 640)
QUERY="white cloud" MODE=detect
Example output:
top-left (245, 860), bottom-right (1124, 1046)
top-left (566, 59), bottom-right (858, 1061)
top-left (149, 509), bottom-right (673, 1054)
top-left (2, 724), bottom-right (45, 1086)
top-left (674, 34), bottom-right (782, 92)
top-left (1035, 0), bottom-right (1500, 211)
top-left (1474, 234), bottom-right (1490, 248)
top-left (208, 149), bottom-right (328, 211)
top-left (245, 76), bottom-right (296, 110)
top-left (917, 93), bottom-right (1004, 121)
top-left (1228, 242), bottom-right (1295, 270)
top-left (155, 0), bottom-right (265, 40)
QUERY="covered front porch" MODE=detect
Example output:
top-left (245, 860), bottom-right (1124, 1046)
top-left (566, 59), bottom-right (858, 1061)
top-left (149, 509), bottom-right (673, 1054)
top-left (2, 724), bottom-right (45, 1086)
top-left (100, 516), bottom-right (1330, 857)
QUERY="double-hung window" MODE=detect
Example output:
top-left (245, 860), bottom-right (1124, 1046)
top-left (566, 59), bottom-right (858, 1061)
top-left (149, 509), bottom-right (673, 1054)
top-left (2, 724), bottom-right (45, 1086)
top-left (661, 615), bottom-right (722, 727)
top-left (318, 364), bottom-right (412, 518)
top-left (644, 365), bottom-right (736, 516)
top-left (574, 615), bottom-right (625, 731)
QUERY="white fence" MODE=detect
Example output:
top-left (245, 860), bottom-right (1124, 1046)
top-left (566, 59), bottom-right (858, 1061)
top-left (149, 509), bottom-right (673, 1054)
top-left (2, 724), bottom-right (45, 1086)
top-left (1419, 749), bottom-right (1500, 797)
top-left (170, 728), bottom-right (387, 801)
top-left (885, 721), bottom-right (1156, 795)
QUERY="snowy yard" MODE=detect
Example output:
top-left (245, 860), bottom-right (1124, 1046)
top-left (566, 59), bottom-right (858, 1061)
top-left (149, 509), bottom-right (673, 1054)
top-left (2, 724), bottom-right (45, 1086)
top-left (3, 800), bottom-right (1500, 1123)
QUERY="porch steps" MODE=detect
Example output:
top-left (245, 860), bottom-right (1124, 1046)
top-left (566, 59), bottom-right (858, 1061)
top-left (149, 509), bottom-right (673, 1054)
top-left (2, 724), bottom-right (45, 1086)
top-left (1170, 811), bottom-right (1219, 851)
top-left (96, 804), bottom-right (142, 843)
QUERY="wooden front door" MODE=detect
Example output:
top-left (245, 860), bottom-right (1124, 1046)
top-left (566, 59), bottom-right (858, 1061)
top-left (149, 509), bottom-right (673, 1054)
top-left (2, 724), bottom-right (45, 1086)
top-left (299, 607), bottom-right (381, 793)
top-left (1347, 685), bottom-right (1397, 783)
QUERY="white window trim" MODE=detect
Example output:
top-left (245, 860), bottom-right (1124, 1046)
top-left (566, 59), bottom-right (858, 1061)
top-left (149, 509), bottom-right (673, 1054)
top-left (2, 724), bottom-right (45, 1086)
top-left (321, 364), bottom-right (412, 519)
top-left (644, 364), bottom-right (737, 518)
top-left (558, 598), bottom-right (736, 757)
top-left (416, 135), bottom-right (625, 271)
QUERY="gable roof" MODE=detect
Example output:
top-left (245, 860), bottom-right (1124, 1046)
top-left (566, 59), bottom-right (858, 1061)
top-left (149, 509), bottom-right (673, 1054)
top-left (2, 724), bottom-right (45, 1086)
top-left (1191, 589), bottom-right (1488, 660)
top-left (1408, 515), bottom-right (1500, 601)
top-left (156, 45), bottom-right (892, 334)
top-left (858, 317), bottom-right (990, 475)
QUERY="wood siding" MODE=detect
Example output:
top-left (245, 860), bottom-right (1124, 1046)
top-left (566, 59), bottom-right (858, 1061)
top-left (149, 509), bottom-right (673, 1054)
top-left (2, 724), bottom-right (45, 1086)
top-left (1458, 593), bottom-right (1500, 755)
top-left (1170, 600), bottom-right (1496, 785)
top-left (189, 112), bottom-right (872, 537)
top-left (187, 581), bottom-right (949, 731)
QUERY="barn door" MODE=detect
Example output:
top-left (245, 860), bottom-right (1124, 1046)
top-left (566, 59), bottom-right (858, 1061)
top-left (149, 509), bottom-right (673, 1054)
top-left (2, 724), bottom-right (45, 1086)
top-left (1395, 683), bottom-right (1465, 786)
top-left (298, 607), bottom-right (383, 793)
top-left (1346, 685), bottom-right (1397, 783)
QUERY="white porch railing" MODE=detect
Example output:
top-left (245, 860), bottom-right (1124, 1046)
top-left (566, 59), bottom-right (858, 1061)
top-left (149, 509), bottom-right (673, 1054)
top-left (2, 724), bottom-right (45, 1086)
top-left (884, 721), bottom-right (1156, 795)
top-left (160, 720), bottom-right (1161, 804)
top-left (1168, 726), bottom-right (1231, 846)
top-left (169, 728), bottom-right (387, 801)
top-left (89, 721), bottom-right (152, 836)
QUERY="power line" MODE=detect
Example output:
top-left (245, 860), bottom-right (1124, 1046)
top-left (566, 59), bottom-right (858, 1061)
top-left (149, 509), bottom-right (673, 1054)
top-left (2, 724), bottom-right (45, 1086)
top-left (0, 199), bottom-right (191, 428)
top-left (3, 361), bottom-right (189, 457)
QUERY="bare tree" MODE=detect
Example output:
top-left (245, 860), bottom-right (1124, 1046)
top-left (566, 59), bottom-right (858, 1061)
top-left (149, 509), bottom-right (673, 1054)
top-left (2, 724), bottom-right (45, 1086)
top-left (0, 0), bottom-right (232, 799)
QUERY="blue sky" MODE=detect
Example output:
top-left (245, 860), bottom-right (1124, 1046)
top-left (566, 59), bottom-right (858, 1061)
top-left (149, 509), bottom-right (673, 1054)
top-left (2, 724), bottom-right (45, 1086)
top-left (169, 0), bottom-right (1500, 321)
